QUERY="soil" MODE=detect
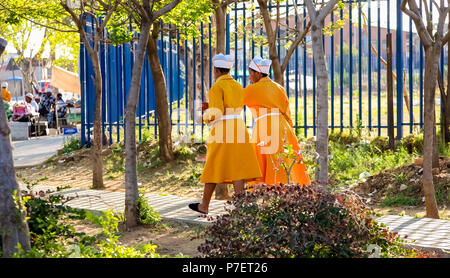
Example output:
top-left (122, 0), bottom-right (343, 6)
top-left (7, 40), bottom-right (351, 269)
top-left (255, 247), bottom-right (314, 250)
top-left (16, 141), bottom-right (207, 198)
top-left (71, 219), bottom-right (205, 258)
top-left (354, 157), bottom-right (450, 218)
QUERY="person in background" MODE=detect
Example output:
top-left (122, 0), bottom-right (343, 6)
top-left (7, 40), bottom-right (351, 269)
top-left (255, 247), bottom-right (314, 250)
top-left (47, 93), bottom-right (67, 128)
top-left (27, 92), bottom-right (39, 113)
top-left (1, 82), bottom-right (11, 102)
top-left (243, 56), bottom-right (310, 186)
top-left (13, 93), bottom-right (38, 122)
top-left (55, 93), bottom-right (67, 119)
top-left (39, 88), bottom-right (55, 122)
top-left (188, 53), bottom-right (262, 215)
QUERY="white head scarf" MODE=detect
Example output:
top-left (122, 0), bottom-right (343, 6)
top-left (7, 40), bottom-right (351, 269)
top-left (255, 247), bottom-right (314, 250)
top-left (212, 53), bottom-right (234, 69)
top-left (1, 82), bottom-right (8, 88)
top-left (249, 56), bottom-right (272, 74)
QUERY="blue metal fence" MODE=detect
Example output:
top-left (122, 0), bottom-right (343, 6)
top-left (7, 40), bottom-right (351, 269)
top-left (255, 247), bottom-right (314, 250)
top-left (80, 0), bottom-right (446, 146)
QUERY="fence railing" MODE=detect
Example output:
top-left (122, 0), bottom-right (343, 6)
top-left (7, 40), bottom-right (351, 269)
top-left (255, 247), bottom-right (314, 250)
top-left (80, 0), bottom-right (446, 146)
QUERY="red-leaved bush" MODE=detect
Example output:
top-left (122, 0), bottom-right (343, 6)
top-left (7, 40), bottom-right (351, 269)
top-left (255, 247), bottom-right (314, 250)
top-left (197, 183), bottom-right (438, 258)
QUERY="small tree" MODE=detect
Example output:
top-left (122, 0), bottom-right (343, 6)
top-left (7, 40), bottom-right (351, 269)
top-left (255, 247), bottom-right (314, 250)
top-left (0, 38), bottom-right (32, 257)
top-left (60, 0), bottom-right (123, 189)
top-left (401, 0), bottom-right (449, 219)
top-left (304, 0), bottom-right (340, 185)
top-left (122, 0), bottom-right (182, 228)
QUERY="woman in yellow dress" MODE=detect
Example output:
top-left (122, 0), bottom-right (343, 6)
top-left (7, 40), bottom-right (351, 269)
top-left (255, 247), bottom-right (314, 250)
top-left (243, 56), bottom-right (310, 186)
top-left (1, 82), bottom-right (11, 102)
top-left (188, 54), bottom-right (262, 214)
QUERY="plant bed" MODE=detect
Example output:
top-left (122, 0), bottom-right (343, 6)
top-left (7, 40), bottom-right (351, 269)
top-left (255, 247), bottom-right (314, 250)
top-left (354, 157), bottom-right (450, 208)
top-left (197, 183), bottom-right (439, 258)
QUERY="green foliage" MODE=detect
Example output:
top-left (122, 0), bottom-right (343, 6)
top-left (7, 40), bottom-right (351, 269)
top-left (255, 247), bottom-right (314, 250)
top-left (382, 195), bottom-right (420, 207)
top-left (9, 193), bottom-right (160, 258)
top-left (174, 145), bottom-right (195, 160)
top-left (62, 137), bottom-right (81, 154)
top-left (329, 141), bottom-right (413, 187)
top-left (198, 184), bottom-right (424, 258)
top-left (185, 161), bottom-right (202, 186)
top-left (400, 134), bottom-right (424, 154)
top-left (136, 188), bottom-right (162, 226)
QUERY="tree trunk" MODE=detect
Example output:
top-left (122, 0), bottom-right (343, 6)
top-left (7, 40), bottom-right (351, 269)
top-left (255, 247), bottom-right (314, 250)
top-left (0, 85), bottom-right (31, 257)
top-left (422, 46), bottom-right (440, 219)
top-left (18, 58), bottom-right (33, 94)
top-left (147, 24), bottom-right (175, 162)
top-left (309, 18), bottom-right (329, 184)
top-left (214, 1), bottom-right (227, 54)
top-left (90, 54), bottom-right (105, 189)
top-left (124, 19), bottom-right (153, 229)
top-left (258, 0), bottom-right (284, 85)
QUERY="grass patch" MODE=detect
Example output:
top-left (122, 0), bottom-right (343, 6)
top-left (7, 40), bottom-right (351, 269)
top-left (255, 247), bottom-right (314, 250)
top-left (382, 195), bottom-right (421, 207)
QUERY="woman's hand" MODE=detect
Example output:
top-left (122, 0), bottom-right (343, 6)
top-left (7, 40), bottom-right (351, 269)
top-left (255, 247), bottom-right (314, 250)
top-left (201, 102), bottom-right (209, 111)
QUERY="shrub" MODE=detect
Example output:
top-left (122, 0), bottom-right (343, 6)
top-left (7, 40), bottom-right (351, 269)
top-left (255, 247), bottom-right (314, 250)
top-left (198, 184), bottom-right (424, 258)
top-left (400, 134), bottom-right (423, 154)
top-left (62, 137), bottom-right (81, 154)
top-left (136, 188), bottom-right (162, 226)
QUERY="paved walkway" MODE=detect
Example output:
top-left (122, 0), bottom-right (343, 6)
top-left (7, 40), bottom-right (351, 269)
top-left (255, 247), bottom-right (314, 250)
top-left (13, 135), bottom-right (65, 168)
top-left (22, 185), bottom-right (450, 255)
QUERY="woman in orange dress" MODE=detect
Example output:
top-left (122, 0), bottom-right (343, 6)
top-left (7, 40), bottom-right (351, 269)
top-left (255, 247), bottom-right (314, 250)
top-left (188, 54), bottom-right (262, 214)
top-left (243, 56), bottom-right (310, 186)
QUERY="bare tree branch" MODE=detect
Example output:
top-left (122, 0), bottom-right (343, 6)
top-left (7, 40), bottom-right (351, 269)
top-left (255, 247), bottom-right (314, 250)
top-left (281, 21), bottom-right (311, 72)
top-left (402, 0), bottom-right (434, 47)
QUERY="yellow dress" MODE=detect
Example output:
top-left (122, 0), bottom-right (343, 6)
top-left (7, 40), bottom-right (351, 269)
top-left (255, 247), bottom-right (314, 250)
top-left (244, 77), bottom-right (310, 186)
top-left (200, 74), bottom-right (262, 184)
top-left (2, 88), bottom-right (11, 102)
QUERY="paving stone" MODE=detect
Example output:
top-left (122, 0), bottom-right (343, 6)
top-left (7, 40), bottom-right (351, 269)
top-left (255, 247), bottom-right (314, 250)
top-left (21, 185), bottom-right (450, 253)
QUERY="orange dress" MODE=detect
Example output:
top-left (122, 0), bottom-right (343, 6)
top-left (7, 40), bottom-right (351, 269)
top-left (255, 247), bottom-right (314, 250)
top-left (243, 77), bottom-right (310, 186)
top-left (200, 74), bottom-right (262, 184)
top-left (2, 88), bottom-right (11, 102)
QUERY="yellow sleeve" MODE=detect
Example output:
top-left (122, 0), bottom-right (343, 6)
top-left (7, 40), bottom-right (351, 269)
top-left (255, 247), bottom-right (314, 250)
top-left (203, 83), bottom-right (224, 124)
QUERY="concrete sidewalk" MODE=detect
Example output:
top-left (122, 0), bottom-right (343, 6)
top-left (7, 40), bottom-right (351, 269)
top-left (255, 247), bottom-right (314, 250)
top-left (22, 185), bottom-right (450, 255)
top-left (13, 135), bottom-right (65, 168)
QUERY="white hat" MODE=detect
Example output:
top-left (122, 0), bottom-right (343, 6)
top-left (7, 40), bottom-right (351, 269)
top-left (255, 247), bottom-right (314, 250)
top-left (1, 82), bottom-right (7, 88)
top-left (249, 56), bottom-right (272, 74)
top-left (212, 53), bottom-right (234, 69)
top-left (46, 88), bottom-right (52, 93)
top-left (26, 93), bottom-right (34, 99)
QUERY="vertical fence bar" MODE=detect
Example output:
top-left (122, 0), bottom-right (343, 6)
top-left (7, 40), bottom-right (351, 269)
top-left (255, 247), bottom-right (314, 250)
top-left (184, 37), bottom-right (189, 132)
top-left (358, 0), bottom-right (362, 123)
top-left (285, 1), bottom-right (289, 97)
top-left (226, 13), bottom-right (230, 54)
top-left (340, 7), bottom-right (344, 132)
top-left (377, 0), bottom-right (381, 136)
top-left (201, 22), bottom-right (204, 141)
top-left (396, 0), bottom-right (404, 139)
top-left (331, 11), bottom-right (335, 132)
top-left (368, 0), bottom-right (372, 131)
top-left (419, 0), bottom-right (423, 129)
top-left (409, 17), bottom-right (413, 134)
top-left (80, 43), bottom-right (86, 146)
top-left (243, 4), bottom-right (248, 125)
top-left (295, 5), bottom-right (299, 132)
top-left (193, 37), bottom-right (197, 136)
top-left (169, 24), bottom-right (173, 130)
top-left (303, 4), bottom-right (307, 137)
top-left (177, 28), bottom-right (181, 134)
top-left (349, 0), bottom-right (353, 128)
top-left (234, 3), bottom-right (238, 81)
top-left (313, 53), bottom-right (316, 136)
